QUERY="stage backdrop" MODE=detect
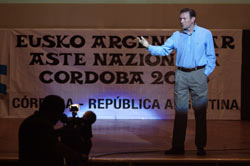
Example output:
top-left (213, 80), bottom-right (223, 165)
top-left (0, 29), bottom-right (242, 119)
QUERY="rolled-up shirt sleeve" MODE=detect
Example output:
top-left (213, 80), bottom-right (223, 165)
top-left (147, 36), bottom-right (175, 56)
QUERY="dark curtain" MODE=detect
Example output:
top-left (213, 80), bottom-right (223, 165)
top-left (241, 30), bottom-right (250, 120)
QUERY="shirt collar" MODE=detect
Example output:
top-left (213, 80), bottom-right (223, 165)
top-left (183, 24), bottom-right (197, 35)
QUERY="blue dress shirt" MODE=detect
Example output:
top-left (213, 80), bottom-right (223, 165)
top-left (148, 25), bottom-right (216, 76)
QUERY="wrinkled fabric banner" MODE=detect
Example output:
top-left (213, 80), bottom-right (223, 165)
top-left (0, 29), bottom-right (242, 119)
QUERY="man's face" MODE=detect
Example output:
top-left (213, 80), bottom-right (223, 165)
top-left (179, 12), bottom-right (195, 30)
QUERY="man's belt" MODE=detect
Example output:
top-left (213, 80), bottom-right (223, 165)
top-left (177, 65), bottom-right (206, 72)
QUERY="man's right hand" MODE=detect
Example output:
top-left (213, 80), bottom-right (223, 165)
top-left (137, 36), bottom-right (150, 48)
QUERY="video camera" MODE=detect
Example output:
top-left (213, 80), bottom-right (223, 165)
top-left (59, 104), bottom-right (96, 156)
top-left (61, 104), bottom-right (96, 128)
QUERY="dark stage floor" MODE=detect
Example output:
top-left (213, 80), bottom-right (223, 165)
top-left (0, 119), bottom-right (250, 165)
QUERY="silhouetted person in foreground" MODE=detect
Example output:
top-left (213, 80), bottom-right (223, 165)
top-left (19, 95), bottom-right (86, 166)
top-left (60, 110), bottom-right (96, 166)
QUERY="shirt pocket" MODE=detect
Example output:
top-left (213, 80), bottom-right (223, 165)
top-left (194, 41), bottom-right (205, 54)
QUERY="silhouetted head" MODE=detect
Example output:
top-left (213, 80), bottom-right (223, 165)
top-left (39, 95), bottom-right (65, 125)
top-left (83, 111), bottom-right (96, 124)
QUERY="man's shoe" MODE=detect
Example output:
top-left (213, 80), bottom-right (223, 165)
top-left (164, 148), bottom-right (185, 155)
top-left (197, 148), bottom-right (206, 156)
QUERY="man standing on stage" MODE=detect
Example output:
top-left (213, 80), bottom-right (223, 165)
top-left (137, 8), bottom-right (216, 156)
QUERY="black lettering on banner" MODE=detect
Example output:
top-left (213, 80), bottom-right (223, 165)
top-left (39, 71), bottom-right (144, 84)
top-left (151, 71), bottom-right (175, 84)
top-left (109, 36), bottom-right (122, 48)
top-left (59, 53), bottom-right (72, 66)
top-left (100, 71), bottom-right (115, 84)
top-left (165, 99), bottom-right (173, 109)
top-left (109, 53), bottom-right (123, 66)
top-left (29, 52), bottom-right (44, 65)
top-left (215, 53), bottom-right (220, 66)
top-left (126, 53), bottom-right (138, 66)
top-left (40, 70), bottom-right (177, 85)
top-left (29, 35), bottom-right (41, 47)
top-left (88, 97), bottom-right (160, 110)
top-left (151, 100), bottom-right (160, 109)
top-left (115, 72), bottom-right (128, 84)
top-left (16, 35), bottom-right (85, 48)
top-left (208, 99), bottom-right (239, 110)
top-left (39, 70), bottom-right (53, 83)
top-left (92, 35), bottom-right (171, 49)
top-left (47, 53), bottom-right (61, 65)
top-left (74, 53), bottom-right (86, 65)
top-left (129, 72), bottom-right (144, 84)
top-left (12, 96), bottom-right (75, 110)
top-left (145, 54), bottom-right (161, 66)
top-left (70, 71), bottom-right (84, 84)
top-left (70, 35), bottom-right (85, 48)
top-left (160, 54), bottom-right (175, 66)
top-left (29, 52), bottom-right (86, 66)
top-left (122, 36), bottom-right (137, 48)
top-left (66, 98), bottom-right (73, 108)
top-left (86, 71), bottom-right (144, 84)
top-left (85, 71), bottom-right (98, 84)
top-left (221, 36), bottom-right (235, 49)
top-left (16, 35), bottom-right (28, 47)
top-left (12, 98), bottom-right (20, 108)
top-left (213, 35), bottom-right (235, 49)
top-left (92, 53), bottom-right (174, 66)
top-left (54, 71), bottom-right (70, 84)
top-left (93, 53), bottom-right (107, 66)
top-left (12, 96), bottom-right (43, 109)
top-left (89, 98), bottom-right (97, 108)
top-left (93, 35), bottom-right (137, 49)
top-left (55, 35), bottom-right (68, 48)
top-left (42, 35), bottom-right (56, 48)
top-left (92, 36), bottom-right (106, 48)
top-left (151, 36), bottom-right (168, 45)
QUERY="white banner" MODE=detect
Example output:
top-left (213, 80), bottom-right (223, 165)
top-left (0, 29), bottom-right (242, 119)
